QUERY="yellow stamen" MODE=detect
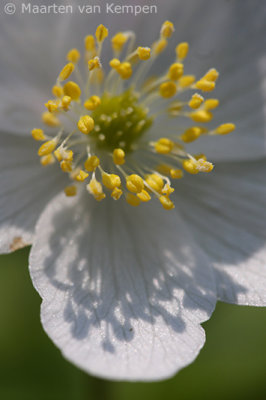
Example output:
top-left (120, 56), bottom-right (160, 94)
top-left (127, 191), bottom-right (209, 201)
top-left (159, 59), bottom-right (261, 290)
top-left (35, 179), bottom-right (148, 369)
top-left (112, 32), bottom-right (127, 52)
top-left (42, 112), bottom-right (60, 127)
top-left (190, 110), bottom-right (213, 123)
top-left (77, 115), bottom-right (95, 134)
top-left (84, 95), bottom-right (101, 111)
top-left (88, 57), bottom-right (101, 71)
top-left (176, 42), bottom-right (189, 60)
top-left (153, 39), bottom-right (168, 55)
top-left (159, 196), bottom-right (175, 210)
top-left (40, 154), bottom-right (55, 166)
top-left (61, 95), bottom-right (72, 111)
top-left (75, 170), bottom-right (89, 182)
top-left (170, 169), bottom-right (183, 179)
top-left (161, 21), bottom-right (174, 39)
top-left (31, 128), bottom-right (46, 141)
top-left (189, 93), bottom-right (204, 109)
top-left (63, 81), bottom-right (81, 101)
top-left (203, 68), bottom-right (219, 82)
top-left (126, 174), bottom-right (144, 193)
top-left (113, 148), bottom-right (125, 165)
top-left (145, 174), bottom-right (164, 193)
top-left (195, 80), bottom-right (215, 92)
top-left (60, 160), bottom-right (72, 172)
top-left (137, 47), bottom-right (151, 60)
top-left (181, 127), bottom-right (202, 143)
top-left (87, 178), bottom-right (106, 201)
top-left (59, 63), bottom-right (75, 81)
top-left (67, 49), bottom-right (80, 64)
top-left (179, 75), bottom-right (195, 88)
top-left (52, 85), bottom-right (64, 98)
top-left (215, 123), bottom-right (235, 135)
top-left (95, 24), bottom-right (108, 42)
top-left (117, 62), bottom-right (132, 79)
top-left (84, 35), bottom-right (96, 52)
top-left (168, 63), bottom-right (184, 80)
top-left (109, 58), bottom-right (121, 69)
top-left (84, 155), bottom-right (100, 171)
top-left (102, 172), bottom-right (121, 190)
top-left (38, 139), bottom-right (57, 156)
top-left (154, 138), bottom-right (174, 154)
top-left (204, 99), bottom-right (219, 110)
top-left (126, 193), bottom-right (141, 207)
top-left (160, 81), bottom-right (177, 98)
top-left (111, 187), bottom-right (123, 200)
top-left (137, 190), bottom-right (151, 202)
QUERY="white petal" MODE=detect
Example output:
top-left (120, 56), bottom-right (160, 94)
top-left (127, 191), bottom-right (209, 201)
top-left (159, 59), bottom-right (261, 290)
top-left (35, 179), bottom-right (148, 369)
top-left (0, 133), bottom-right (65, 253)
top-left (29, 193), bottom-right (216, 381)
top-left (176, 159), bottom-right (266, 306)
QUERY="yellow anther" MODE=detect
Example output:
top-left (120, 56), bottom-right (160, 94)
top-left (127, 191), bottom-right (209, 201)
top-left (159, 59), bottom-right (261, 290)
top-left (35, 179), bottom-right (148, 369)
top-left (60, 160), bottom-right (72, 172)
top-left (117, 62), bottom-right (132, 79)
top-left (84, 95), bottom-right (101, 111)
top-left (64, 185), bottom-right (77, 197)
top-left (137, 47), bottom-right (151, 60)
top-left (75, 170), bottom-right (89, 182)
top-left (102, 172), bottom-right (121, 190)
top-left (31, 128), bottom-right (45, 141)
top-left (67, 49), bottom-right (80, 64)
top-left (63, 81), bottom-right (81, 101)
top-left (182, 159), bottom-right (199, 175)
top-left (160, 21), bottom-right (175, 38)
top-left (195, 80), bottom-right (215, 92)
top-left (203, 68), bottom-right (219, 82)
top-left (77, 115), bottom-right (95, 134)
top-left (154, 138), bottom-right (174, 154)
top-left (181, 127), bottom-right (202, 143)
top-left (170, 169), bottom-right (183, 179)
top-left (189, 93), bottom-right (204, 109)
top-left (176, 42), bottom-right (189, 60)
top-left (160, 81), bottom-right (177, 98)
top-left (84, 155), bottom-right (100, 172)
top-left (61, 95), bottom-right (72, 111)
top-left (45, 100), bottom-right (58, 113)
top-left (190, 110), bottom-right (213, 123)
top-left (168, 63), bottom-right (184, 81)
top-left (196, 158), bottom-right (214, 172)
top-left (126, 174), bottom-right (144, 193)
top-left (159, 196), bottom-right (175, 210)
top-left (113, 148), bottom-right (125, 165)
top-left (137, 190), bottom-right (151, 202)
top-left (111, 187), bottom-right (123, 200)
top-left (112, 32), bottom-right (127, 52)
top-left (145, 174), bottom-right (164, 193)
top-left (88, 57), bottom-right (101, 71)
top-left (179, 75), bottom-right (195, 88)
top-left (204, 99), bottom-right (219, 110)
top-left (215, 123), bottom-right (235, 135)
top-left (162, 184), bottom-right (174, 196)
top-left (42, 112), bottom-right (60, 127)
top-left (109, 58), bottom-right (121, 69)
top-left (52, 85), bottom-right (64, 98)
top-left (84, 35), bottom-right (96, 52)
top-left (59, 63), bottom-right (75, 81)
top-left (153, 39), bottom-right (168, 55)
top-left (54, 148), bottom-right (73, 162)
top-left (126, 193), bottom-right (141, 207)
top-left (95, 24), bottom-right (108, 42)
top-left (38, 139), bottom-right (57, 156)
top-left (40, 154), bottom-right (55, 166)
top-left (87, 178), bottom-right (106, 201)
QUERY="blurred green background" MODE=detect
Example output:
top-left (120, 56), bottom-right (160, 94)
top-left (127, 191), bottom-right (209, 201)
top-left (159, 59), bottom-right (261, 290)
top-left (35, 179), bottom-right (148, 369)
top-left (0, 248), bottom-right (265, 400)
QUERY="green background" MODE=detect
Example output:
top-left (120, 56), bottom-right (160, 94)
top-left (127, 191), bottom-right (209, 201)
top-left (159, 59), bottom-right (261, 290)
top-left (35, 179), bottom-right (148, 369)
top-left (0, 248), bottom-right (266, 400)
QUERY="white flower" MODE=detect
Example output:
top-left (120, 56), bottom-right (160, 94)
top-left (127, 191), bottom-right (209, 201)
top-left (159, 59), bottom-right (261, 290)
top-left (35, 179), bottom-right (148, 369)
top-left (1, 0), bottom-right (266, 381)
